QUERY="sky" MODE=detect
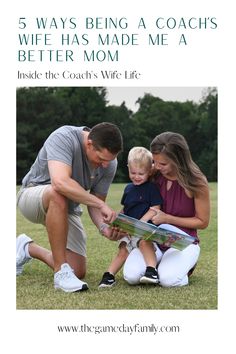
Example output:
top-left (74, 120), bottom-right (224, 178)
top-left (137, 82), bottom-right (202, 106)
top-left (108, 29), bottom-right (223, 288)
top-left (106, 87), bottom-right (207, 112)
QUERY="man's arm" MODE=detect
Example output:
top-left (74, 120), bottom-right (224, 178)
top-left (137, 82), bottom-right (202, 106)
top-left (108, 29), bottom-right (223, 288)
top-left (48, 160), bottom-right (116, 223)
top-left (88, 194), bottom-right (124, 241)
top-left (87, 194), bottom-right (107, 228)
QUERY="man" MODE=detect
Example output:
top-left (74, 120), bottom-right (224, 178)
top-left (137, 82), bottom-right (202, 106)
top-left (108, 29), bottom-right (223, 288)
top-left (16, 122), bottom-right (123, 292)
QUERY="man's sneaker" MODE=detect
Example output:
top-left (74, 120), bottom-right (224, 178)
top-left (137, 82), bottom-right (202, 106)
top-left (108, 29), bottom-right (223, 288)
top-left (98, 272), bottom-right (116, 288)
top-left (54, 263), bottom-right (89, 292)
top-left (16, 234), bottom-right (33, 276)
top-left (140, 266), bottom-right (159, 285)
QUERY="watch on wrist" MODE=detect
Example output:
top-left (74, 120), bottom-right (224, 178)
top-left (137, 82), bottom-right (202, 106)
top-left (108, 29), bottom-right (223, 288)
top-left (99, 223), bottom-right (109, 235)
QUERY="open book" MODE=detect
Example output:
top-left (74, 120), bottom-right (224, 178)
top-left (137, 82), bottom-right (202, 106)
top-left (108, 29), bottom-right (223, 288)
top-left (111, 213), bottom-right (196, 251)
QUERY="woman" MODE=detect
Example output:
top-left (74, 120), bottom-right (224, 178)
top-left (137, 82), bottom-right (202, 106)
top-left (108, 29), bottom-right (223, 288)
top-left (123, 132), bottom-right (210, 287)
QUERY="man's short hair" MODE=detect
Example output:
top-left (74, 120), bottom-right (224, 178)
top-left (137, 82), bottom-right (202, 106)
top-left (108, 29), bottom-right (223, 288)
top-left (88, 122), bottom-right (123, 154)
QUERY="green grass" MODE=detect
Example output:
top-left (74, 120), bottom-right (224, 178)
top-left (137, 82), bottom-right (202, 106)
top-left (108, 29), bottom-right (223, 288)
top-left (16, 183), bottom-right (217, 310)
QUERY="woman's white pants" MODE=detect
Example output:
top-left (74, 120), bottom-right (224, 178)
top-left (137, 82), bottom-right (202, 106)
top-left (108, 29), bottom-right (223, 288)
top-left (123, 243), bottom-right (200, 287)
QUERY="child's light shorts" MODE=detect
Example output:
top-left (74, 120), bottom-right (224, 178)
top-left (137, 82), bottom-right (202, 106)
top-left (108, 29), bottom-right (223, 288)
top-left (118, 235), bottom-right (157, 253)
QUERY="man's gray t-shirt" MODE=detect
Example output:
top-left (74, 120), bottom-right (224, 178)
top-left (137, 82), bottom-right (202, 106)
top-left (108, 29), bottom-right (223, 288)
top-left (22, 125), bottom-right (117, 214)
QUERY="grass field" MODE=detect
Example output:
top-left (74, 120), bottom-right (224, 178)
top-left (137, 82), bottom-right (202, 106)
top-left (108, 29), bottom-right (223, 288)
top-left (16, 183), bottom-right (217, 310)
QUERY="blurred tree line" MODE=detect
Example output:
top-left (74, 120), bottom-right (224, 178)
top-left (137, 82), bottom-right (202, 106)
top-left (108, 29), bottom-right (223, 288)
top-left (17, 87), bottom-right (217, 184)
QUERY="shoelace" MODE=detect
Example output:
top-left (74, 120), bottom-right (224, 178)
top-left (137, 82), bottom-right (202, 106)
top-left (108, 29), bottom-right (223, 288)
top-left (57, 268), bottom-right (75, 280)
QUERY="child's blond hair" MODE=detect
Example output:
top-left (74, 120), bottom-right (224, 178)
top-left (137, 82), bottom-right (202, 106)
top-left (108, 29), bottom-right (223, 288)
top-left (127, 147), bottom-right (153, 171)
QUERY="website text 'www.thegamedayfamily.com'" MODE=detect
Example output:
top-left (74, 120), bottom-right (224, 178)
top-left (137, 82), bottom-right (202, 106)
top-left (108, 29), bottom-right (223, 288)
top-left (57, 323), bottom-right (180, 335)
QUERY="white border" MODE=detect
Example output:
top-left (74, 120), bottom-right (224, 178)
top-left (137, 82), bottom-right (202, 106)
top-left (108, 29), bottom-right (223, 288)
top-left (1, 0), bottom-right (234, 352)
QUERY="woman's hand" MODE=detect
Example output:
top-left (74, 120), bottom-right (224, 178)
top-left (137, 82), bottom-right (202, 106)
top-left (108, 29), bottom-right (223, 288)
top-left (150, 207), bottom-right (168, 225)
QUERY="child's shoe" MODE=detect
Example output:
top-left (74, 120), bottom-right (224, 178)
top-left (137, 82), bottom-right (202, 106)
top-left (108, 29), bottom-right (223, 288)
top-left (140, 266), bottom-right (159, 284)
top-left (98, 272), bottom-right (116, 288)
